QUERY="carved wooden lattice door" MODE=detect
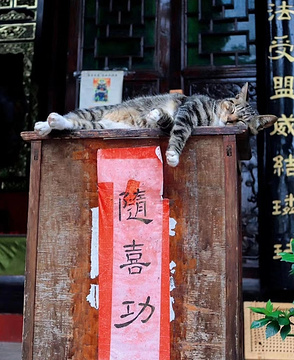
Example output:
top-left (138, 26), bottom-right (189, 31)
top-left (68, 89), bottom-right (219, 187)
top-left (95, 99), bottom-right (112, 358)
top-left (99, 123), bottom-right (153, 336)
top-left (180, 1), bottom-right (259, 270)
top-left (66, 0), bottom-right (257, 99)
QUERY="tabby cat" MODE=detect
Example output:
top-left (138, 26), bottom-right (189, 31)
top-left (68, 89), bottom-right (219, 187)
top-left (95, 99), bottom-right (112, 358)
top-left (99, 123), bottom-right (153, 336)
top-left (34, 83), bottom-right (277, 167)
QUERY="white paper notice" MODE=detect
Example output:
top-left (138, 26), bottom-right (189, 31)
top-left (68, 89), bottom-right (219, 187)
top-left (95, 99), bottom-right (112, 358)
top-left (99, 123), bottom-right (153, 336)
top-left (79, 70), bottom-right (124, 108)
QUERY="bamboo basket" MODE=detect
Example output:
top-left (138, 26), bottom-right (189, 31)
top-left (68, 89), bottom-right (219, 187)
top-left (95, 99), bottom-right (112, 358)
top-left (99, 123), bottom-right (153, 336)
top-left (244, 301), bottom-right (294, 360)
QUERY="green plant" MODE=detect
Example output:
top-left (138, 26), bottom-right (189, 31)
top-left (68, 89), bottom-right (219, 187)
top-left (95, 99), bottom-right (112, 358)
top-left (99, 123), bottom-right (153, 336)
top-left (250, 300), bottom-right (294, 340)
top-left (249, 239), bottom-right (294, 340)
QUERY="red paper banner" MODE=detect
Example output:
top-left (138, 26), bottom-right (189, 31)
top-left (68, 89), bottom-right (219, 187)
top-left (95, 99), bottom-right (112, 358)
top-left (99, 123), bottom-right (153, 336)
top-left (97, 146), bottom-right (170, 360)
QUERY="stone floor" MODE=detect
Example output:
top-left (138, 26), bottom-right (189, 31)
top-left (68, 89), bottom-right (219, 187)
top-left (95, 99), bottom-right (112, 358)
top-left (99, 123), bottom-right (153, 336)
top-left (0, 342), bottom-right (21, 360)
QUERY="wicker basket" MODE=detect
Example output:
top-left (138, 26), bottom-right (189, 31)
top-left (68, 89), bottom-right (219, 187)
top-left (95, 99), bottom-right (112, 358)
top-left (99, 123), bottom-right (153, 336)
top-left (244, 301), bottom-right (294, 359)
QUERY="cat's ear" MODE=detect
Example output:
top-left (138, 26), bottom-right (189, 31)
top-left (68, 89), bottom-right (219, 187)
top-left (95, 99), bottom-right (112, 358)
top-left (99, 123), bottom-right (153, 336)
top-left (248, 114), bottom-right (278, 134)
top-left (236, 82), bottom-right (249, 102)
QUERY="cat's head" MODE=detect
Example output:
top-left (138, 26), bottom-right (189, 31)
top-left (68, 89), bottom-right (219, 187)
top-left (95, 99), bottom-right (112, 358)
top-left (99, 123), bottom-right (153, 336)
top-left (220, 83), bottom-right (278, 134)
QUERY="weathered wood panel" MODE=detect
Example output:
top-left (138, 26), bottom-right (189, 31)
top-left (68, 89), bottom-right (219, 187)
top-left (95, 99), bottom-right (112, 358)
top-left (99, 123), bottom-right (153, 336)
top-left (22, 129), bottom-right (246, 360)
top-left (223, 135), bottom-right (243, 360)
top-left (165, 136), bottom-right (227, 359)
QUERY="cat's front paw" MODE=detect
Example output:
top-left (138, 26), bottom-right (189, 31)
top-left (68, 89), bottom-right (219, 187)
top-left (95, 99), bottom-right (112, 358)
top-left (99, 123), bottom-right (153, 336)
top-left (146, 109), bottom-right (161, 123)
top-left (34, 113), bottom-right (70, 136)
top-left (166, 150), bottom-right (179, 167)
top-left (34, 121), bottom-right (52, 136)
top-left (47, 112), bottom-right (68, 130)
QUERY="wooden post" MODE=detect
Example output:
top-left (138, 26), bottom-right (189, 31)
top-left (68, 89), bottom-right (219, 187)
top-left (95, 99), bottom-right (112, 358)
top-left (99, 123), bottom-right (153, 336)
top-left (21, 127), bottom-right (249, 360)
top-left (257, 0), bottom-right (294, 297)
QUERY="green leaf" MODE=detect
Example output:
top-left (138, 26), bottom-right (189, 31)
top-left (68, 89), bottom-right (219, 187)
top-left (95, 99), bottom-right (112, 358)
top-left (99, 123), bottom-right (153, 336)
top-left (290, 264), bottom-right (294, 276)
top-left (271, 310), bottom-right (283, 318)
top-left (279, 253), bottom-right (294, 263)
top-left (266, 300), bottom-right (274, 313)
top-left (280, 324), bottom-right (291, 340)
top-left (251, 318), bottom-right (271, 329)
top-left (289, 308), bottom-right (294, 317)
top-left (265, 321), bottom-right (280, 338)
top-left (291, 239), bottom-right (294, 253)
top-left (278, 317), bottom-right (290, 326)
top-left (249, 306), bottom-right (268, 315)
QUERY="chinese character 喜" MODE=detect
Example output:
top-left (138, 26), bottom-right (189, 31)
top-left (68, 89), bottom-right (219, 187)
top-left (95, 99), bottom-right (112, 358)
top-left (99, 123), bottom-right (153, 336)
top-left (120, 239), bottom-right (151, 274)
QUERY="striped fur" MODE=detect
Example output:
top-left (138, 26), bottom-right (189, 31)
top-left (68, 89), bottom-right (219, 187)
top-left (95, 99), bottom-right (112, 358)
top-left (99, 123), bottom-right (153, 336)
top-left (34, 83), bottom-right (277, 167)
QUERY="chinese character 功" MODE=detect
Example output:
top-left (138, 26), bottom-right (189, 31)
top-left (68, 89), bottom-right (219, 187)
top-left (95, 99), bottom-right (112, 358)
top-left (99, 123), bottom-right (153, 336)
top-left (120, 239), bottom-right (151, 274)
top-left (114, 296), bottom-right (155, 328)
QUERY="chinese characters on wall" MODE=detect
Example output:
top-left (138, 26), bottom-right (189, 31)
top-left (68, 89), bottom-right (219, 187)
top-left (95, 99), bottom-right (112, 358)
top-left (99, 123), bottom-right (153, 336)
top-left (263, 1), bottom-right (294, 288)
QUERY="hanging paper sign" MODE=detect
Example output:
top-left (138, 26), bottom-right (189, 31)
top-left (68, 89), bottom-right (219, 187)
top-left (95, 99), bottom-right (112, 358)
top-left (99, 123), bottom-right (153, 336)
top-left (97, 146), bottom-right (170, 360)
top-left (79, 70), bottom-right (124, 108)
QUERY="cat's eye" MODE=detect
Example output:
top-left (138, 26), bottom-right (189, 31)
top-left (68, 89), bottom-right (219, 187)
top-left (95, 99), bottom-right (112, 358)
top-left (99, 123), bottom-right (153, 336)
top-left (228, 101), bottom-right (235, 113)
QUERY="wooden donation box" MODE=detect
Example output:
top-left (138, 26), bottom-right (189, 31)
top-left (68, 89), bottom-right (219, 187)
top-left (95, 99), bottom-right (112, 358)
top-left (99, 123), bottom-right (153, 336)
top-left (21, 126), bottom-right (250, 360)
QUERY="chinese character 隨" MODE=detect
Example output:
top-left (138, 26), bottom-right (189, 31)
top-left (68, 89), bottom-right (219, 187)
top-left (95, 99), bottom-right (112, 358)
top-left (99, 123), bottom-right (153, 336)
top-left (119, 186), bottom-right (153, 224)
